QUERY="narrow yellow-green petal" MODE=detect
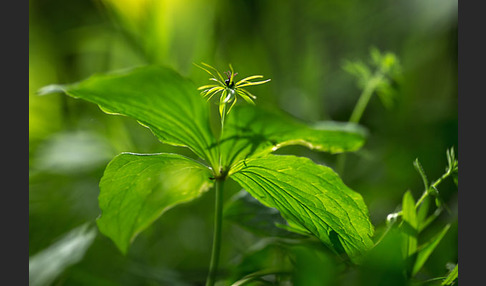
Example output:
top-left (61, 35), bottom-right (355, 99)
top-left (229, 64), bottom-right (236, 83)
top-left (204, 87), bottom-right (224, 101)
top-left (227, 94), bottom-right (237, 114)
top-left (194, 63), bottom-right (225, 85)
top-left (237, 79), bottom-right (271, 88)
top-left (235, 75), bottom-right (264, 85)
top-left (219, 90), bottom-right (227, 118)
top-left (236, 90), bottom-right (256, 105)
top-left (238, 88), bottom-right (257, 99)
top-left (197, 84), bottom-right (218, 90)
top-left (201, 62), bottom-right (225, 83)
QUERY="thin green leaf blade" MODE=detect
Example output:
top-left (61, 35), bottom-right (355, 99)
top-left (230, 155), bottom-right (374, 263)
top-left (96, 153), bottom-right (213, 254)
top-left (29, 223), bottom-right (97, 286)
top-left (412, 224), bottom-right (451, 276)
top-left (416, 196), bottom-right (431, 231)
top-left (401, 190), bottom-right (418, 257)
top-left (39, 66), bottom-right (218, 166)
top-left (220, 106), bottom-right (367, 169)
top-left (442, 263), bottom-right (458, 285)
top-left (413, 159), bottom-right (429, 190)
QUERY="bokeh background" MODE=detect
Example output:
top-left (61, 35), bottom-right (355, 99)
top-left (29, 0), bottom-right (458, 285)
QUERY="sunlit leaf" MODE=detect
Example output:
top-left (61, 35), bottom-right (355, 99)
top-left (442, 263), bottom-right (458, 285)
top-left (220, 105), bottom-right (367, 169)
top-left (230, 155), bottom-right (374, 263)
top-left (96, 153), bottom-right (213, 253)
top-left (29, 223), bottom-right (97, 286)
top-left (401, 191), bottom-right (418, 257)
top-left (416, 196), bottom-right (431, 231)
top-left (38, 66), bottom-right (218, 167)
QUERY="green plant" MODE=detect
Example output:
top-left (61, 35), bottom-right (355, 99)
top-left (382, 148), bottom-right (458, 285)
top-left (337, 47), bottom-right (402, 175)
top-left (39, 62), bottom-right (375, 285)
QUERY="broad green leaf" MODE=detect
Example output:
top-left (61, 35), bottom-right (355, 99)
top-left (223, 190), bottom-right (306, 238)
top-left (229, 155), bottom-right (374, 263)
top-left (401, 191), bottom-right (418, 257)
top-left (29, 223), bottom-right (97, 286)
top-left (412, 224), bottom-right (451, 276)
top-left (220, 105), bottom-right (367, 169)
top-left (38, 66), bottom-right (218, 167)
top-left (442, 263), bottom-right (458, 285)
top-left (96, 153), bottom-right (213, 253)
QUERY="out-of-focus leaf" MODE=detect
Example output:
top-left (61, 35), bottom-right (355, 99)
top-left (223, 190), bottom-right (305, 238)
top-left (344, 48), bottom-right (401, 110)
top-left (31, 131), bottom-right (115, 174)
top-left (228, 237), bottom-right (298, 285)
top-left (354, 228), bottom-right (407, 286)
top-left (401, 191), bottom-right (418, 257)
top-left (442, 263), bottom-right (458, 285)
top-left (96, 153), bottom-right (213, 253)
top-left (38, 66), bottom-right (218, 167)
top-left (416, 196), bottom-right (430, 231)
top-left (220, 105), bottom-right (367, 169)
top-left (291, 245), bottom-right (337, 286)
top-left (412, 224), bottom-right (451, 276)
top-left (342, 60), bottom-right (371, 88)
top-left (231, 268), bottom-right (292, 286)
top-left (29, 223), bottom-right (97, 286)
top-left (230, 155), bottom-right (374, 263)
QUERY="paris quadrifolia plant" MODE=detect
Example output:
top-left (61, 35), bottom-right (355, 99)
top-left (39, 62), bottom-right (374, 285)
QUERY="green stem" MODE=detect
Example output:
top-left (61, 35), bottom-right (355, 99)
top-left (415, 170), bottom-right (451, 209)
top-left (336, 75), bottom-right (381, 175)
top-left (217, 99), bottom-right (227, 170)
top-left (349, 75), bottom-right (382, 124)
top-left (206, 179), bottom-right (224, 286)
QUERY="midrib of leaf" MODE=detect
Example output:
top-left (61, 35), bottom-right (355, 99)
top-left (240, 164), bottom-right (371, 229)
top-left (241, 170), bottom-right (331, 238)
top-left (240, 169), bottom-right (366, 252)
top-left (230, 156), bottom-right (374, 261)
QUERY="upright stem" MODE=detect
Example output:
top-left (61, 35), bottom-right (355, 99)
top-left (206, 179), bottom-right (224, 286)
top-left (348, 78), bottom-right (379, 124)
top-left (207, 96), bottom-right (230, 285)
top-left (337, 74), bottom-right (382, 175)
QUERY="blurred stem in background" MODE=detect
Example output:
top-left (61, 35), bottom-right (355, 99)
top-left (336, 48), bottom-right (401, 176)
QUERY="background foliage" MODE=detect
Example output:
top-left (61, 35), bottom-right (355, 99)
top-left (29, 0), bottom-right (458, 285)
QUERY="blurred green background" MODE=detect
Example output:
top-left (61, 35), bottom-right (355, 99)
top-left (29, 0), bottom-right (458, 285)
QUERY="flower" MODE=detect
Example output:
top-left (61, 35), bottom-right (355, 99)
top-left (195, 62), bottom-right (271, 118)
